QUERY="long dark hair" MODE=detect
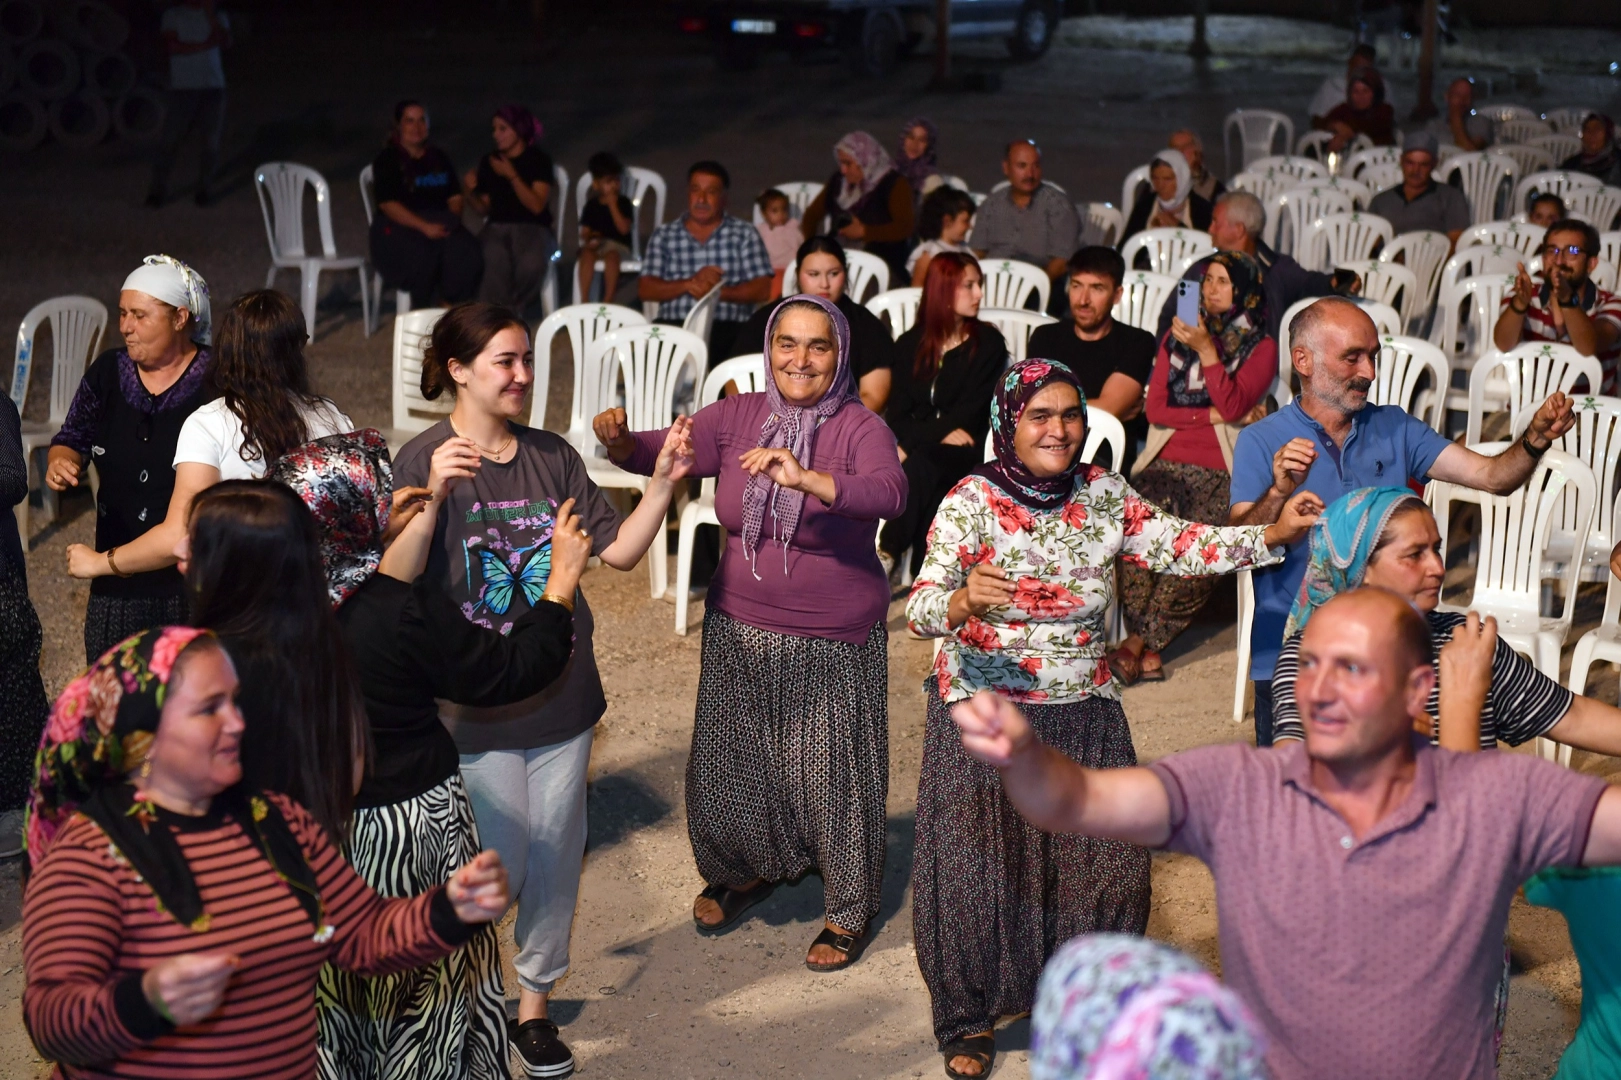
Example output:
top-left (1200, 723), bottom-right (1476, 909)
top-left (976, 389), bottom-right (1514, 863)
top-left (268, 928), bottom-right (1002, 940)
top-left (186, 481), bottom-right (369, 843)
top-left (914, 251), bottom-right (980, 381)
top-left (208, 290), bottom-right (329, 466)
top-left (794, 234), bottom-right (848, 270)
top-left (419, 301), bottom-right (529, 400)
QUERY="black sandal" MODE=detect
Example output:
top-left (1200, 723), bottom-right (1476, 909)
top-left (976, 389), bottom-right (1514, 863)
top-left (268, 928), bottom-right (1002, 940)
top-left (693, 880), bottom-right (775, 935)
top-left (804, 925), bottom-right (868, 972)
top-left (941, 1034), bottom-right (995, 1078)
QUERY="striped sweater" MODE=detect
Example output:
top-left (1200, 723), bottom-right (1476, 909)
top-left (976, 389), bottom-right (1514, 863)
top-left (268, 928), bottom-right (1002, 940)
top-left (23, 792), bottom-right (476, 1078)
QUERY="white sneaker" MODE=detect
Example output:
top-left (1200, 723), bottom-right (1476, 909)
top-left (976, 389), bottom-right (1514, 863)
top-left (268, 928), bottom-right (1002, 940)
top-left (0, 809), bottom-right (25, 859)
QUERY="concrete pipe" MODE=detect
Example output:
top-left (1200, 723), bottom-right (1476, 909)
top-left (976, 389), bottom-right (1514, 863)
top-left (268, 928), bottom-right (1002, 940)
top-left (48, 87), bottom-right (108, 147)
top-left (0, 46), bottom-right (13, 93)
top-left (82, 49), bottom-right (133, 96)
top-left (52, 0), bottom-right (126, 52)
top-left (17, 37), bottom-right (77, 100)
top-left (0, 0), bottom-right (43, 47)
top-left (0, 90), bottom-right (46, 149)
top-left (111, 84), bottom-right (162, 142)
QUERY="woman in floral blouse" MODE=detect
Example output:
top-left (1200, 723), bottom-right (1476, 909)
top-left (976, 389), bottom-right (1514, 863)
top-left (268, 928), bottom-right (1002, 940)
top-left (904, 358), bottom-right (1320, 1080)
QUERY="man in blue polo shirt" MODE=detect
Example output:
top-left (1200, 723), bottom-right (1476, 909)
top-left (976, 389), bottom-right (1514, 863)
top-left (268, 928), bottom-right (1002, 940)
top-left (1229, 297), bottom-right (1576, 744)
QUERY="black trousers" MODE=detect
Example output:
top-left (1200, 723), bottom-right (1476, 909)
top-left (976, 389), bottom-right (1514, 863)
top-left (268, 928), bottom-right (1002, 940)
top-left (879, 442), bottom-right (980, 571)
top-left (149, 88), bottom-right (226, 199)
top-left (370, 211), bottom-right (483, 304)
top-left (1253, 679), bottom-right (1276, 747)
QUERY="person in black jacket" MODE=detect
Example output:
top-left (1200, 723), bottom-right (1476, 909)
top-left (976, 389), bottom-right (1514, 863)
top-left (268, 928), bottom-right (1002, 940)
top-left (881, 252), bottom-right (1007, 575)
top-left (0, 396), bottom-right (46, 859)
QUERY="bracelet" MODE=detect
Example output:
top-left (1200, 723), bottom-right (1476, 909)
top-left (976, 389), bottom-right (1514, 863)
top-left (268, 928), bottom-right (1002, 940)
top-left (1520, 431), bottom-right (1550, 459)
top-left (1510, 300), bottom-right (1529, 314)
top-left (539, 591), bottom-right (575, 613)
top-left (106, 546), bottom-right (133, 578)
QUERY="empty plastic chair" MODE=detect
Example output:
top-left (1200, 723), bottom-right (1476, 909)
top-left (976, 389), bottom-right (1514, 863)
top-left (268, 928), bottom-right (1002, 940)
top-left (979, 259), bottom-right (1050, 312)
top-left (1379, 230), bottom-right (1452, 323)
top-left (682, 282), bottom-right (722, 347)
top-left (533, 302), bottom-right (650, 450)
top-left (1112, 271), bottom-right (1178, 334)
top-left (1464, 341), bottom-right (1603, 446)
top-left (866, 288), bottom-right (923, 339)
top-left (1351, 260), bottom-right (1421, 332)
top-left (1460, 220), bottom-right (1543, 258)
top-left (1271, 186), bottom-right (1355, 257)
top-left (1566, 186), bottom-right (1621, 231)
top-left (1345, 145), bottom-right (1401, 180)
top-left (1118, 164), bottom-right (1151, 219)
top-left (10, 295), bottom-right (106, 547)
top-left (976, 307), bottom-right (1056, 364)
top-left (378, 308), bottom-right (450, 455)
top-left (1489, 144), bottom-right (1554, 180)
top-left (255, 161), bottom-right (372, 340)
top-left (1441, 151), bottom-right (1517, 225)
top-left (1528, 132), bottom-right (1582, 164)
top-left (1120, 228), bottom-right (1215, 277)
top-left (1082, 202), bottom-right (1125, 248)
top-left (1224, 110), bottom-right (1295, 174)
top-left (1317, 211), bottom-right (1394, 270)
top-left (1248, 155), bottom-right (1330, 182)
top-left (1497, 117), bottom-right (1553, 145)
top-left (1544, 107), bottom-right (1597, 134)
top-left (1372, 334), bottom-right (1449, 430)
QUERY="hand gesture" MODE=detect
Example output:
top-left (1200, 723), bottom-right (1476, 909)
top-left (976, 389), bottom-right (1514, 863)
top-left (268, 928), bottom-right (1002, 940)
top-left (592, 407), bottom-right (635, 462)
top-left (488, 154), bottom-right (518, 181)
top-left (1512, 262), bottom-right (1535, 310)
top-left (546, 498), bottom-right (592, 593)
top-left (419, 221), bottom-right (451, 240)
top-left (142, 951), bottom-right (239, 1027)
top-left (427, 437), bottom-right (482, 501)
top-left (66, 543), bottom-right (105, 579)
top-left (940, 428), bottom-right (975, 447)
top-left (951, 690), bottom-right (1036, 768)
top-left (1169, 316), bottom-right (1214, 360)
top-left (446, 850), bottom-right (509, 923)
top-left (688, 265), bottom-right (724, 297)
top-left (1264, 490), bottom-right (1325, 547)
top-left (962, 564), bottom-right (1016, 618)
top-left (381, 486), bottom-right (432, 547)
top-left (1270, 437), bottom-right (1317, 497)
top-left (738, 447), bottom-right (806, 491)
top-left (45, 452), bottom-right (80, 491)
top-left (1525, 391), bottom-right (1575, 448)
top-left (1439, 611), bottom-right (1497, 706)
top-left (654, 416), bottom-right (696, 483)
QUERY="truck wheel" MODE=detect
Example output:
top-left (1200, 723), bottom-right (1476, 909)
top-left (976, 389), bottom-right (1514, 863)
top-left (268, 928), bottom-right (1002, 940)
top-left (1007, 0), bottom-right (1057, 60)
top-left (851, 9), bottom-right (902, 77)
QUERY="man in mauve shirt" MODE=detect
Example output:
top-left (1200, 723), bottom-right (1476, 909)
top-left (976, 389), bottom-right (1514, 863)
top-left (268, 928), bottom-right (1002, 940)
top-left (952, 587), bottom-right (1621, 1080)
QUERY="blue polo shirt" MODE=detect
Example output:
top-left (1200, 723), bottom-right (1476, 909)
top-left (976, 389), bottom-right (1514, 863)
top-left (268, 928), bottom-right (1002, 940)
top-left (1230, 401), bottom-right (1453, 680)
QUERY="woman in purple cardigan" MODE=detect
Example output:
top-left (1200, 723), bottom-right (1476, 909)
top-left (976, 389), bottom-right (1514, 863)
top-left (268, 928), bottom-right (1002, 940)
top-left (595, 294), bottom-right (905, 972)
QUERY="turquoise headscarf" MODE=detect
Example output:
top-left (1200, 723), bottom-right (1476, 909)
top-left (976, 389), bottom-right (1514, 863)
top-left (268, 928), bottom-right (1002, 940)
top-left (1283, 486), bottom-right (1425, 641)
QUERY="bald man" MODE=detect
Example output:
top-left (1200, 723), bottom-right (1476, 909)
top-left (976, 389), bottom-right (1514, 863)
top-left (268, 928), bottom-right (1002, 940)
top-left (1227, 297), bottom-right (1575, 744)
top-left (970, 140), bottom-right (1079, 286)
top-left (953, 587), bottom-right (1621, 1080)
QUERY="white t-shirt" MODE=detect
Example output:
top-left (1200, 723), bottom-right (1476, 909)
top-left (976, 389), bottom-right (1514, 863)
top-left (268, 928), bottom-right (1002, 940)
top-left (175, 398), bottom-right (352, 481)
top-left (905, 238), bottom-right (971, 275)
top-left (161, 5), bottom-right (229, 90)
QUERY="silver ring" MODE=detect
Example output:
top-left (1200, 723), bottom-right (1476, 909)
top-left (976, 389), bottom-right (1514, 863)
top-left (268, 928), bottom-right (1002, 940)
top-left (579, 531), bottom-right (589, 539)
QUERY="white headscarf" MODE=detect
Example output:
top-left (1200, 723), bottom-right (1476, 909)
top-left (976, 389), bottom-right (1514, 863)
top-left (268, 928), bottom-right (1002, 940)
top-left (121, 254), bottom-right (212, 345)
top-left (1150, 151), bottom-right (1192, 213)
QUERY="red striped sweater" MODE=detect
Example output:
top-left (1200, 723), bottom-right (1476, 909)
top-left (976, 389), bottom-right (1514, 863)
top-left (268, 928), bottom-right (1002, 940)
top-left (22, 792), bottom-right (476, 1078)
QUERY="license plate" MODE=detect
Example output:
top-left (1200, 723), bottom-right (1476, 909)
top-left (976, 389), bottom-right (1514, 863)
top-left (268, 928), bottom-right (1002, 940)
top-left (731, 18), bottom-right (776, 33)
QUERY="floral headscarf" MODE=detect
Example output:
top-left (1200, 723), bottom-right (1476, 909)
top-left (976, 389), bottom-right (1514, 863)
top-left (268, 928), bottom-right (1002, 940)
top-left (1165, 251), bottom-right (1269, 409)
top-left (270, 430), bottom-right (393, 607)
top-left (121, 254), bottom-right (212, 344)
top-left (1283, 486), bottom-right (1426, 641)
top-left (970, 358), bottom-right (1089, 511)
top-left (834, 130), bottom-right (897, 211)
top-left (895, 116), bottom-right (939, 192)
top-left (1031, 934), bottom-right (1268, 1080)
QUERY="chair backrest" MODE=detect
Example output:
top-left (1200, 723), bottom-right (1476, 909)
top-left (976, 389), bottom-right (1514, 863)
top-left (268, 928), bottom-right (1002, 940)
top-left (358, 163), bottom-right (377, 225)
top-left (1440, 272), bottom-right (1516, 364)
top-left (1082, 202), bottom-right (1125, 248)
top-left (1441, 151), bottom-right (1516, 225)
top-left (1429, 443), bottom-right (1594, 629)
top-left (1509, 170), bottom-right (1600, 219)
top-left (532, 302), bottom-right (650, 435)
top-left (11, 296), bottom-right (107, 421)
top-left (1497, 118), bottom-right (1553, 144)
top-left (1272, 186), bottom-right (1355, 257)
top-left (1224, 110), bottom-right (1295, 174)
top-left (1318, 211), bottom-right (1394, 271)
top-left (1544, 107), bottom-right (1595, 134)
top-left (254, 161), bottom-right (339, 261)
top-left (573, 166), bottom-right (666, 260)
top-left (939, 174), bottom-right (970, 193)
top-left (1345, 145), bottom-right (1401, 179)
top-left (1434, 250), bottom-right (1519, 352)
top-left (977, 307), bottom-right (1056, 365)
top-left (979, 258), bottom-right (1050, 312)
top-left (1554, 393), bottom-right (1621, 573)
top-left (1465, 341), bottom-right (1604, 444)
top-left (1295, 130), bottom-right (1369, 171)
top-left (783, 249), bottom-right (889, 304)
top-left (752, 180), bottom-right (824, 225)
top-left (1460, 220), bottom-right (1543, 258)
top-left (1436, 142), bottom-right (1467, 164)
top-left (1228, 169), bottom-right (1288, 210)
top-left (1276, 295), bottom-right (1324, 399)
top-left (1359, 161), bottom-right (1403, 195)
top-left (1599, 230), bottom-right (1621, 271)
top-left (1322, 174), bottom-right (1373, 210)
top-left (694, 353), bottom-right (769, 501)
top-left (1566, 185), bottom-right (1621, 231)
top-left (1119, 164), bottom-right (1151, 217)
top-left (1248, 154), bottom-right (1329, 183)
top-left (1380, 230), bottom-right (1451, 319)
top-left (1120, 228), bottom-right (1214, 277)
top-left (1353, 260), bottom-right (1421, 331)
top-left (1112, 271), bottom-right (1178, 334)
top-left (584, 325), bottom-right (707, 446)
top-left (390, 307), bottom-right (451, 434)
top-left (681, 282), bottom-right (722, 346)
top-left (1479, 104), bottom-right (1539, 123)
top-left (866, 287), bottom-right (922, 340)
top-left (1355, 299), bottom-right (1403, 338)
top-left (1489, 144), bottom-right (1554, 180)
top-left (1528, 132), bottom-right (1582, 163)
top-left (1372, 334), bottom-right (1449, 430)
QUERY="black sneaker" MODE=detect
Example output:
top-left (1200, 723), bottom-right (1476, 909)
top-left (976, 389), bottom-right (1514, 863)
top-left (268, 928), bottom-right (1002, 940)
top-left (511, 1017), bottom-right (575, 1079)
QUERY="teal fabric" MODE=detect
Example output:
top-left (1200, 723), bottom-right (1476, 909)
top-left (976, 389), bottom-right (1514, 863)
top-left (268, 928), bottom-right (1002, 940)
top-left (1282, 486), bottom-right (1423, 641)
top-left (1525, 866), bottom-right (1621, 1080)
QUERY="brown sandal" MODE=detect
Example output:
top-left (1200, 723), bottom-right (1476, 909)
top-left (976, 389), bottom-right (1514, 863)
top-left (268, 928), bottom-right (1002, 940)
top-left (1108, 647), bottom-right (1142, 686)
top-left (1139, 650), bottom-right (1166, 682)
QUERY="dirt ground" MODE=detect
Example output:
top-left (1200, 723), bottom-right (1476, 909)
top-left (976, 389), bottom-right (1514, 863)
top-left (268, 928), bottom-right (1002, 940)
top-left (2, 6), bottom-right (1620, 1077)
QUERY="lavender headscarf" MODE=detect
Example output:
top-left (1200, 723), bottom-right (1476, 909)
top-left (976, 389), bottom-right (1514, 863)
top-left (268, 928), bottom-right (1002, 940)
top-left (740, 294), bottom-right (857, 573)
top-left (834, 131), bottom-right (897, 211)
top-left (895, 116), bottom-right (940, 192)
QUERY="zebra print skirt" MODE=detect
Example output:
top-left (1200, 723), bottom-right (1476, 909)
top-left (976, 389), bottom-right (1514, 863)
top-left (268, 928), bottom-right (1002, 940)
top-left (316, 773), bottom-right (509, 1080)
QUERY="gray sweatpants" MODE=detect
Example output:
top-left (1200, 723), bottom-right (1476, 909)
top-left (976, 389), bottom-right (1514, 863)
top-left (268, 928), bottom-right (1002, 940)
top-left (459, 727), bottom-right (593, 994)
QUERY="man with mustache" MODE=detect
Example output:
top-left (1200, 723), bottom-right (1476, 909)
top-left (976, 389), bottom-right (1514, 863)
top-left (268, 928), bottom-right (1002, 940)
top-left (1226, 298), bottom-right (1575, 745)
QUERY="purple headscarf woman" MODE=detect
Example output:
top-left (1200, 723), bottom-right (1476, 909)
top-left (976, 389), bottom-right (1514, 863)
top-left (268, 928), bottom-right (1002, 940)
top-left (834, 131), bottom-right (898, 212)
top-left (896, 116), bottom-right (940, 194)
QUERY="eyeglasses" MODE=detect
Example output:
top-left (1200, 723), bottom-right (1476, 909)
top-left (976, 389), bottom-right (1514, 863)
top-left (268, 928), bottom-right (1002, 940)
top-left (1542, 244), bottom-right (1589, 258)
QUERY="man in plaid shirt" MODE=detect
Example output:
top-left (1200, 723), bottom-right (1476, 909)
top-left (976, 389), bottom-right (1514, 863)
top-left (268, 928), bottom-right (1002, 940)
top-left (1494, 218), bottom-right (1621, 392)
top-left (640, 160), bottom-right (773, 364)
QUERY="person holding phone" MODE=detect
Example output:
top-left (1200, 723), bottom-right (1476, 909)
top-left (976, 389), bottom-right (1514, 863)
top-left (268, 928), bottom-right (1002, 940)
top-left (1113, 251), bottom-right (1276, 684)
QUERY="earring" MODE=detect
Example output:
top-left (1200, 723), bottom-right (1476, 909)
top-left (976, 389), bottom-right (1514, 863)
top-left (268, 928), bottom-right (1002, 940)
top-left (139, 758), bottom-right (152, 780)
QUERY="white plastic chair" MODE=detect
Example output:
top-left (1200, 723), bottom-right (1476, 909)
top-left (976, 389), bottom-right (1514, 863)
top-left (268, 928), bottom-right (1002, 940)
top-left (977, 307), bottom-right (1057, 364)
top-left (533, 302), bottom-right (649, 445)
top-left (866, 287), bottom-right (922, 339)
top-left (581, 324), bottom-right (708, 597)
top-left (379, 307), bottom-right (450, 455)
top-left (1352, 260), bottom-right (1422, 332)
top-left (1355, 299), bottom-right (1403, 339)
top-left (1271, 186), bottom-right (1355, 258)
top-left (1567, 488), bottom-right (1621, 766)
top-left (939, 174), bottom-right (970, 193)
top-left (1460, 220), bottom-right (1543, 258)
top-left (359, 163), bottom-right (409, 325)
top-left (254, 161), bottom-right (372, 340)
top-left (1433, 255), bottom-right (1519, 361)
top-left (1224, 110), bottom-right (1295, 174)
top-left (1316, 211), bottom-right (1394, 271)
top-left (673, 354), bottom-right (771, 634)
top-left (1510, 171), bottom-right (1600, 220)
top-left (1436, 142), bottom-right (1467, 165)
top-left (540, 162), bottom-right (569, 317)
top-left (1276, 295), bottom-right (1323, 403)
top-left (1373, 334), bottom-right (1449, 430)
top-left (783, 249), bottom-right (890, 305)
top-left (1529, 132), bottom-right (1582, 164)
top-left (1228, 170), bottom-right (1287, 209)
top-left (1600, 231), bottom-right (1621, 273)
top-left (1380, 232), bottom-right (1451, 330)
top-left (1544, 107), bottom-right (1596, 134)
top-left (751, 181), bottom-right (824, 225)
top-left (1345, 145), bottom-right (1400, 180)
top-left (1294, 130), bottom-right (1372, 173)
top-left (1497, 118), bottom-right (1553, 144)
top-left (681, 282), bottom-right (722, 347)
top-left (10, 296), bottom-right (106, 547)
top-left (979, 258), bottom-right (1050, 312)
top-left (1566, 186), bottom-right (1621, 231)
top-left (1464, 342), bottom-right (1603, 446)
top-left (1545, 394), bottom-right (1621, 587)
top-left (1439, 276), bottom-right (1518, 426)
top-left (1489, 144), bottom-right (1555, 180)
top-left (1479, 104), bottom-right (1540, 124)
top-left (1112, 271), bottom-right (1178, 334)
top-left (1119, 164), bottom-right (1151, 219)
top-left (571, 166), bottom-right (668, 303)
top-left (1248, 155), bottom-right (1329, 183)
top-left (1120, 228), bottom-right (1215, 277)
top-left (1233, 569), bottom-right (1256, 722)
top-left (1359, 161), bottom-right (1403, 196)
top-left (1080, 202), bottom-right (1125, 248)
top-left (1441, 151), bottom-right (1517, 225)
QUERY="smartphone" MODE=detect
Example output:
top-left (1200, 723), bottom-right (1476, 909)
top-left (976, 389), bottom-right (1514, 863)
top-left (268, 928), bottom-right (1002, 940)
top-left (1175, 278), bottom-right (1200, 327)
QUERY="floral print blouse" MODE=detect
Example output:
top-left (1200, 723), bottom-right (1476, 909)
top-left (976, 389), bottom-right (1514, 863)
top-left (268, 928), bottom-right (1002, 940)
top-left (906, 466), bottom-right (1281, 705)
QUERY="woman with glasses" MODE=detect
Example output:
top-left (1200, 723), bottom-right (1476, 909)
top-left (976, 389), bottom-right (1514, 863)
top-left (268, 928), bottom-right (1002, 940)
top-left (46, 255), bottom-right (217, 663)
top-left (1492, 218), bottom-right (1621, 391)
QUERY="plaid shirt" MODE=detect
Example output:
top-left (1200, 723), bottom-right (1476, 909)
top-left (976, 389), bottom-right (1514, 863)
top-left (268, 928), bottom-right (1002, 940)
top-left (1499, 284), bottom-right (1621, 393)
top-left (642, 214), bottom-right (772, 323)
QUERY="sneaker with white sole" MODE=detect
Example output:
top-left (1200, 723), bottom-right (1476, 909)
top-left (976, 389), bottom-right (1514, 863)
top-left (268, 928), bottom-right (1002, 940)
top-left (512, 1017), bottom-right (575, 1079)
top-left (0, 809), bottom-right (23, 859)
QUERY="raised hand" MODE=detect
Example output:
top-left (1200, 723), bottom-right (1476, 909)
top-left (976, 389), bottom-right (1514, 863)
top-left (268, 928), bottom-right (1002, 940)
top-left (1512, 262), bottom-right (1535, 309)
top-left (547, 497), bottom-right (592, 593)
top-left (1526, 391), bottom-right (1576, 447)
top-left (142, 951), bottom-right (239, 1027)
top-left (1264, 489), bottom-right (1326, 548)
top-left (951, 690), bottom-right (1036, 768)
top-left (592, 407), bottom-right (635, 462)
top-left (446, 850), bottom-right (509, 923)
top-left (654, 416), bottom-right (696, 483)
top-left (1271, 437), bottom-right (1317, 497)
top-left (427, 437), bottom-right (481, 501)
top-left (739, 446), bottom-right (806, 491)
top-left (1439, 611), bottom-right (1497, 707)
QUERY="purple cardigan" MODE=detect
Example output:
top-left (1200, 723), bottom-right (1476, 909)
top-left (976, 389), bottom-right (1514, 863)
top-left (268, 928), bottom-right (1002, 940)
top-left (622, 392), bottom-right (906, 643)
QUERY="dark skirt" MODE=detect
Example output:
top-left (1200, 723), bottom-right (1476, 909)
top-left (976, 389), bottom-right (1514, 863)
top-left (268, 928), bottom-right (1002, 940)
top-left (0, 562), bottom-right (47, 810)
top-left (83, 591), bottom-right (189, 666)
top-left (913, 693), bottom-right (1151, 1045)
top-left (688, 608), bottom-right (889, 934)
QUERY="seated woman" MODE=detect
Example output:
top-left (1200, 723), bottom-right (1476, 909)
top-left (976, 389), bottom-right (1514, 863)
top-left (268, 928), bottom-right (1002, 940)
top-left (1271, 487), bottom-right (1621, 756)
top-left (906, 358), bottom-right (1317, 1079)
top-left (736, 237), bottom-right (896, 411)
top-left (1319, 69), bottom-right (1396, 150)
top-left (22, 627), bottom-right (509, 1078)
top-left (370, 100), bottom-right (482, 305)
top-left (462, 103), bottom-right (556, 310)
top-left (1561, 113), bottom-right (1621, 186)
top-left (1121, 150), bottom-right (1213, 249)
top-left (800, 131), bottom-right (917, 285)
top-left (908, 186), bottom-right (976, 288)
top-left (1115, 252), bottom-right (1275, 684)
top-left (882, 251), bottom-right (1006, 576)
top-left (895, 116), bottom-right (942, 207)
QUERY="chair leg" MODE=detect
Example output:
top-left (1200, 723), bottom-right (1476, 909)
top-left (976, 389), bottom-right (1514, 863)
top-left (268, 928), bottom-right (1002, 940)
top-left (300, 264), bottom-right (321, 341)
top-left (1233, 575), bottom-right (1253, 724)
top-left (359, 265), bottom-right (375, 338)
top-left (265, 265), bottom-right (279, 290)
top-left (396, 290), bottom-right (411, 316)
top-left (675, 509), bottom-right (699, 636)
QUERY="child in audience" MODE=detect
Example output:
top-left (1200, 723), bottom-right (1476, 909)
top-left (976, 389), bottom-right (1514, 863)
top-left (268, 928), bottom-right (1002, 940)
top-left (578, 151), bottom-right (634, 303)
top-left (907, 186), bottom-right (975, 287)
top-left (1528, 192), bottom-right (1567, 229)
top-left (755, 189), bottom-right (801, 299)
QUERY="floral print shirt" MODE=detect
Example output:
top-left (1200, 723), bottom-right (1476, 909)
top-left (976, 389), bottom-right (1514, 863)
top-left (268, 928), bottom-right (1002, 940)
top-left (906, 466), bottom-right (1281, 704)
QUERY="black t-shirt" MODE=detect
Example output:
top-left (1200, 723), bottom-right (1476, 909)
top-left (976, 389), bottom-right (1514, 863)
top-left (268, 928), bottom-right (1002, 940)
top-left (1026, 318), bottom-right (1154, 470)
top-left (580, 192), bottom-right (634, 244)
top-left (372, 144), bottom-right (459, 216)
top-left (474, 144), bottom-right (556, 228)
top-left (735, 293), bottom-right (896, 378)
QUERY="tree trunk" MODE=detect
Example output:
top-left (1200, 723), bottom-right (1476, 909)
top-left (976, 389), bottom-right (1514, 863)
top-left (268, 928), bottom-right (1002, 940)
top-left (1410, 0), bottom-right (1439, 121)
top-left (1189, 0), bottom-right (1210, 59)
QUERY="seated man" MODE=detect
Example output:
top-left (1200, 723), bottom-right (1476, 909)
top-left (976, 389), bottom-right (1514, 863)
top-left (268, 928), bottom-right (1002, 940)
top-left (1426, 77), bottom-right (1493, 151)
top-left (639, 159), bottom-right (773, 363)
top-left (970, 139), bottom-right (1079, 299)
top-left (1027, 245), bottom-right (1153, 470)
top-left (1308, 43), bottom-right (1377, 128)
top-left (1367, 132), bottom-right (1472, 247)
top-left (1494, 217), bottom-right (1621, 392)
top-left (1230, 298), bottom-right (1574, 745)
top-left (951, 586), bottom-right (1621, 1080)
top-left (1169, 129), bottom-right (1225, 204)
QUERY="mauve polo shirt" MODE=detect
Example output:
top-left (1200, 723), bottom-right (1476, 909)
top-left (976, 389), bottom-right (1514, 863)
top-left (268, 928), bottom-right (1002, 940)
top-left (1149, 738), bottom-right (1608, 1080)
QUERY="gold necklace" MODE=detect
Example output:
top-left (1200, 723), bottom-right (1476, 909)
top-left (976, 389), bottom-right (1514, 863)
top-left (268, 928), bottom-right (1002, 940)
top-left (453, 422), bottom-right (514, 459)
